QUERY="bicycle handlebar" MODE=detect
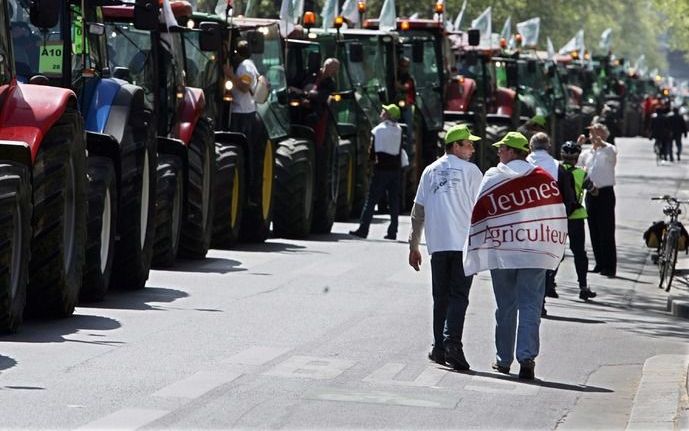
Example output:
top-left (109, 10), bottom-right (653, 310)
top-left (650, 196), bottom-right (689, 204)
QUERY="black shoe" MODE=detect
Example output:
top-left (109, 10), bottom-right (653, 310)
top-left (518, 359), bottom-right (535, 380)
top-left (590, 266), bottom-right (601, 273)
top-left (545, 287), bottom-right (559, 298)
top-left (349, 229), bottom-right (367, 239)
top-left (492, 362), bottom-right (510, 374)
top-left (445, 345), bottom-right (470, 371)
top-left (579, 288), bottom-right (597, 301)
top-left (600, 270), bottom-right (616, 278)
top-left (384, 233), bottom-right (396, 240)
top-left (428, 346), bottom-right (446, 365)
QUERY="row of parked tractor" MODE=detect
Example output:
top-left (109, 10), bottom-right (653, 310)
top-left (0, 0), bottom-right (660, 334)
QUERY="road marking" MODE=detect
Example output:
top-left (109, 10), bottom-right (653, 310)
top-left (152, 370), bottom-right (242, 399)
top-left (264, 355), bottom-right (356, 380)
top-left (76, 408), bottom-right (169, 430)
top-left (464, 374), bottom-right (539, 395)
top-left (363, 363), bottom-right (447, 387)
top-left (222, 346), bottom-right (291, 366)
top-left (305, 387), bottom-right (459, 409)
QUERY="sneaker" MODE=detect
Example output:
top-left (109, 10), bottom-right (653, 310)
top-left (348, 229), bottom-right (367, 239)
top-left (445, 344), bottom-right (470, 371)
top-left (428, 346), bottom-right (446, 365)
top-left (518, 359), bottom-right (535, 380)
top-left (383, 233), bottom-right (396, 240)
top-left (492, 362), bottom-right (510, 374)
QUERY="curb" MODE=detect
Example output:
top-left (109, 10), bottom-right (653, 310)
top-left (666, 296), bottom-right (689, 319)
top-left (626, 354), bottom-right (689, 430)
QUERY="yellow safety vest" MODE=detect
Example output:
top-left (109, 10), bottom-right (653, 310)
top-left (563, 163), bottom-right (588, 220)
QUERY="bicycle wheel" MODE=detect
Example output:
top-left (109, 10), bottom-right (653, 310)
top-left (663, 232), bottom-right (679, 292)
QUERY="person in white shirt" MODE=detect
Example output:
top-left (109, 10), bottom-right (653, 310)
top-left (526, 132), bottom-right (558, 180)
top-left (349, 105), bottom-right (404, 239)
top-left (577, 123), bottom-right (618, 277)
top-left (408, 124), bottom-right (483, 371)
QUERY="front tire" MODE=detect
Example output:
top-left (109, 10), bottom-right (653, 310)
top-left (26, 108), bottom-right (87, 317)
top-left (241, 136), bottom-right (274, 242)
top-left (335, 139), bottom-right (355, 221)
top-left (311, 121), bottom-right (339, 234)
top-left (212, 143), bottom-right (245, 249)
top-left (273, 139), bottom-right (315, 238)
top-left (152, 155), bottom-right (184, 268)
top-left (0, 163), bottom-right (32, 333)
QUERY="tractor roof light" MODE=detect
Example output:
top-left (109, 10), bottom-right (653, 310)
top-left (303, 11), bottom-right (316, 28)
top-left (400, 20), bottom-right (410, 31)
top-left (334, 15), bottom-right (344, 29)
top-left (434, 2), bottom-right (444, 14)
top-left (332, 93), bottom-right (342, 102)
top-left (571, 50), bottom-right (579, 60)
top-left (357, 1), bottom-right (367, 13)
top-left (499, 37), bottom-right (507, 49)
top-left (514, 33), bottom-right (522, 46)
top-left (584, 50), bottom-right (590, 61)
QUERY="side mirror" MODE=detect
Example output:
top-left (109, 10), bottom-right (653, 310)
top-left (246, 30), bottom-right (265, 54)
top-left (134, 0), bottom-right (159, 31)
top-left (412, 41), bottom-right (424, 63)
top-left (349, 43), bottom-right (363, 63)
top-left (467, 28), bottom-right (480, 47)
top-left (199, 22), bottom-right (221, 52)
top-left (88, 23), bottom-right (105, 36)
top-left (30, 0), bottom-right (60, 29)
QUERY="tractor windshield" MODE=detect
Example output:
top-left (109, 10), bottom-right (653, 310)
top-left (240, 24), bottom-right (287, 100)
top-left (0, 1), bottom-right (12, 85)
top-left (183, 28), bottom-right (221, 122)
top-left (106, 22), bottom-right (155, 107)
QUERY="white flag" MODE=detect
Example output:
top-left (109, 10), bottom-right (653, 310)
top-left (453, 0), bottom-right (467, 31)
top-left (471, 7), bottom-right (491, 45)
top-left (547, 37), bottom-right (556, 63)
top-left (341, 0), bottom-right (360, 25)
top-left (559, 29), bottom-right (583, 55)
top-left (293, 0), bottom-right (304, 23)
top-left (279, 0), bottom-right (295, 36)
top-left (409, 12), bottom-right (419, 19)
top-left (599, 28), bottom-right (612, 52)
top-left (161, 0), bottom-right (178, 29)
top-left (321, 0), bottom-right (338, 29)
top-left (516, 17), bottom-right (540, 47)
top-left (378, 0), bottom-right (396, 31)
top-left (500, 16), bottom-right (511, 41)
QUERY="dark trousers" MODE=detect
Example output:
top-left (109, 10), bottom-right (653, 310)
top-left (357, 168), bottom-right (400, 237)
top-left (674, 136), bottom-right (683, 159)
top-left (568, 218), bottom-right (589, 288)
top-left (231, 112), bottom-right (258, 199)
top-left (431, 251), bottom-right (473, 350)
top-left (661, 138), bottom-right (674, 161)
top-left (586, 186), bottom-right (616, 274)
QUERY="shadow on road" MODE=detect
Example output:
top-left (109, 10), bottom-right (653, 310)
top-left (542, 314), bottom-right (606, 324)
top-left (81, 286), bottom-right (188, 311)
top-left (1, 314), bottom-right (121, 344)
top-left (464, 370), bottom-right (614, 393)
top-left (159, 257), bottom-right (247, 274)
top-left (232, 241), bottom-right (309, 253)
top-left (0, 354), bottom-right (17, 372)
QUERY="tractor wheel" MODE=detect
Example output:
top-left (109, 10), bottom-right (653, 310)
top-left (111, 109), bottom-right (157, 290)
top-left (273, 139), bottom-right (315, 239)
top-left (0, 163), bottom-right (32, 333)
top-left (240, 136), bottom-right (274, 242)
top-left (351, 130), bottom-right (370, 217)
top-left (335, 138), bottom-right (355, 221)
top-left (81, 157), bottom-right (118, 302)
top-left (212, 143), bottom-right (245, 249)
top-left (151, 155), bottom-right (184, 268)
top-left (179, 118), bottom-right (216, 259)
top-left (26, 108), bottom-right (87, 317)
top-left (311, 122), bottom-right (339, 234)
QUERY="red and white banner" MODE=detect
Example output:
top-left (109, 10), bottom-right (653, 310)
top-left (463, 163), bottom-right (567, 275)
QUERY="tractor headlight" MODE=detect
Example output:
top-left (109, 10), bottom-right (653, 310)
top-left (225, 80), bottom-right (234, 91)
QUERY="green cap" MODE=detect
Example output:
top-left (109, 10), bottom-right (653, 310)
top-left (382, 104), bottom-right (401, 121)
top-left (530, 114), bottom-right (547, 127)
top-left (492, 131), bottom-right (529, 152)
top-left (444, 124), bottom-right (481, 144)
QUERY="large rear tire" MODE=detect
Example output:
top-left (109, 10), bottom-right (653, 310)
top-left (81, 157), bottom-right (118, 302)
top-left (335, 139), bottom-right (355, 221)
top-left (212, 143), bottom-right (245, 249)
top-left (0, 163), bottom-right (32, 333)
top-left (351, 129), bottom-right (370, 217)
top-left (152, 155), bottom-right (184, 268)
top-left (111, 108), bottom-right (157, 290)
top-left (311, 121), bottom-right (339, 234)
top-left (273, 139), bottom-right (315, 239)
top-left (26, 108), bottom-right (87, 317)
top-left (240, 137), bottom-right (274, 243)
top-left (179, 118), bottom-right (216, 259)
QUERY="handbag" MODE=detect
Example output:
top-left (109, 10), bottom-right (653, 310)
top-left (400, 148), bottom-right (410, 168)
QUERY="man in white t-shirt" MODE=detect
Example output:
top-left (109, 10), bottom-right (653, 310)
top-left (408, 124), bottom-right (483, 371)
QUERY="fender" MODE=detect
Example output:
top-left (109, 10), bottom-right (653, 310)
top-left (0, 140), bottom-right (32, 167)
top-left (157, 136), bottom-right (188, 203)
top-left (175, 87), bottom-right (206, 145)
top-left (215, 131), bottom-right (248, 154)
top-left (445, 77), bottom-right (476, 113)
top-left (0, 83), bottom-right (76, 162)
top-left (103, 83), bottom-right (148, 145)
top-left (81, 78), bottom-right (121, 135)
top-left (495, 87), bottom-right (516, 117)
top-left (86, 132), bottom-right (122, 189)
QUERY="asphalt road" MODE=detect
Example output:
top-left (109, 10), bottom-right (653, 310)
top-left (1, 136), bottom-right (689, 430)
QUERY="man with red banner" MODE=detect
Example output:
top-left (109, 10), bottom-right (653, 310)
top-left (463, 132), bottom-right (567, 380)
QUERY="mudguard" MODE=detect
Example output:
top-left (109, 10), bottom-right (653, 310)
top-left (0, 140), bottom-right (32, 167)
top-left (445, 77), bottom-right (476, 113)
top-left (86, 131), bottom-right (122, 186)
top-left (157, 136), bottom-right (188, 166)
top-left (104, 83), bottom-right (148, 145)
top-left (215, 131), bottom-right (248, 152)
top-left (0, 83), bottom-right (76, 162)
top-left (175, 87), bottom-right (206, 146)
top-left (81, 78), bottom-right (120, 135)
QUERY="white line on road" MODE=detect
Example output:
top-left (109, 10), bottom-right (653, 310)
top-left (363, 363), bottom-right (447, 387)
top-left (264, 355), bottom-right (356, 380)
top-left (76, 408), bottom-right (169, 430)
top-left (305, 387), bottom-right (460, 409)
top-left (222, 346), bottom-right (292, 366)
top-left (152, 370), bottom-right (243, 399)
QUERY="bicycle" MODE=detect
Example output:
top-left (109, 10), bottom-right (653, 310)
top-left (650, 195), bottom-right (689, 291)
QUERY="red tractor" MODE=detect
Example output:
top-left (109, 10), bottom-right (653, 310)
top-left (0, 0), bottom-right (87, 331)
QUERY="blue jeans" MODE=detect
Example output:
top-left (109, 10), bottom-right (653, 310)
top-left (356, 168), bottom-right (400, 237)
top-left (490, 268), bottom-right (546, 366)
top-left (431, 251), bottom-right (473, 350)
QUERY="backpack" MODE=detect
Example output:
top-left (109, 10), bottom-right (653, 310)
top-left (644, 220), bottom-right (689, 251)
